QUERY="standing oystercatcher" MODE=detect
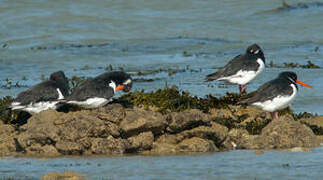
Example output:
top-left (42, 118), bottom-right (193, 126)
top-left (65, 71), bottom-right (132, 109)
top-left (9, 71), bottom-right (69, 113)
top-left (239, 71), bottom-right (312, 119)
top-left (205, 44), bottom-right (265, 94)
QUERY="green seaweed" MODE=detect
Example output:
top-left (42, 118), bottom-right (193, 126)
top-left (0, 96), bottom-right (31, 125)
top-left (268, 60), bottom-right (320, 69)
top-left (245, 118), bottom-right (272, 135)
top-left (117, 86), bottom-right (251, 114)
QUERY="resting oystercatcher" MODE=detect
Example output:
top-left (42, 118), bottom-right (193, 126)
top-left (64, 71), bottom-right (132, 109)
top-left (239, 71), bottom-right (312, 119)
top-left (9, 71), bottom-right (69, 113)
top-left (205, 44), bottom-right (265, 94)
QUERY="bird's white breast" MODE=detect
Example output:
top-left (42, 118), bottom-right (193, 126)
top-left (11, 101), bottom-right (60, 114)
top-left (218, 58), bottom-right (265, 85)
top-left (68, 97), bottom-right (111, 109)
top-left (252, 84), bottom-right (297, 112)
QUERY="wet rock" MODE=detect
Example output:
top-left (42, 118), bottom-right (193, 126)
top-left (223, 128), bottom-right (261, 150)
top-left (167, 109), bottom-right (211, 133)
top-left (120, 109), bottom-right (166, 137)
top-left (255, 150), bottom-right (264, 155)
top-left (260, 115), bottom-right (320, 149)
top-left (127, 131), bottom-right (154, 152)
top-left (176, 137), bottom-right (218, 152)
top-left (149, 142), bottom-right (177, 155)
top-left (25, 144), bottom-right (60, 157)
top-left (56, 141), bottom-right (84, 155)
top-left (90, 136), bottom-right (129, 155)
top-left (176, 122), bottom-right (228, 146)
top-left (288, 147), bottom-right (313, 152)
top-left (300, 116), bottom-right (323, 135)
top-left (41, 171), bottom-right (86, 180)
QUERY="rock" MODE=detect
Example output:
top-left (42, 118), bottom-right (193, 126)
top-left (288, 147), bottom-right (313, 152)
top-left (0, 124), bottom-right (19, 156)
top-left (0, 124), bottom-right (16, 135)
top-left (223, 128), bottom-right (261, 150)
top-left (120, 109), bottom-right (166, 137)
top-left (55, 141), bottom-right (84, 155)
top-left (149, 142), bottom-right (177, 155)
top-left (209, 108), bottom-right (238, 129)
top-left (41, 171), bottom-right (86, 180)
top-left (167, 109), bottom-right (211, 133)
top-left (155, 134), bottom-right (178, 144)
top-left (260, 115), bottom-right (320, 149)
top-left (316, 135), bottom-right (323, 144)
top-left (0, 137), bottom-right (17, 156)
top-left (96, 104), bottom-right (126, 124)
top-left (300, 116), bottom-right (323, 135)
top-left (127, 131), bottom-right (154, 152)
top-left (176, 137), bottom-right (218, 153)
top-left (176, 122), bottom-right (228, 146)
top-left (25, 144), bottom-right (60, 157)
top-left (90, 136), bottom-right (129, 155)
top-left (255, 150), bottom-right (264, 155)
top-left (17, 109), bottom-right (123, 156)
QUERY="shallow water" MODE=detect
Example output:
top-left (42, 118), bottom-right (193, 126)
top-left (1, 0), bottom-right (323, 114)
top-left (1, 147), bottom-right (323, 179)
top-left (1, 0), bottom-right (323, 178)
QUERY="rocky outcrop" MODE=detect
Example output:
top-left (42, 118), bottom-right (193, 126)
top-left (260, 115), bottom-right (319, 149)
top-left (41, 171), bottom-right (86, 180)
top-left (224, 115), bottom-right (320, 150)
top-left (299, 116), bottom-right (323, 135)
top-left (0, 104), bottom-right (321, 157)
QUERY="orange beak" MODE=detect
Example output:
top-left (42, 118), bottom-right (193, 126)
top-left (116, 85), bottom-right (125, 91)
top-left (296, 80), bottom-right (312, 88)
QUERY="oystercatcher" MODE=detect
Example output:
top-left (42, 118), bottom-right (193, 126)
top-left (65, 71), bottom-right (132, 109)
top-left (9, 71), bottom-right (69, 113)
top-left (239, 71), bottom-right (312, 119)
top-left (205, 44), bottom-right (265, 94)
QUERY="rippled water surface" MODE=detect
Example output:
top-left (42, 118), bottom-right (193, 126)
top-left (1, 0), bottom-right (323, 114)
top-left (1, 147), bottom-right (323, 179)
top-left (1, 0), bottom-right (323, 178)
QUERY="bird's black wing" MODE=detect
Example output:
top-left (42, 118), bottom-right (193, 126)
top-left (205, 54), bottom-right (259, 81)
top-left (14, 81), bottom-right (61, 105)
top-left (67, 80), bottom-right (114, 101)
top-left (239, 78), bottom-right (293, 104)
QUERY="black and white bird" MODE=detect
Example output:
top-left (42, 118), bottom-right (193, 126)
top-left (205, 44), bottom-right (265, 94)
top-left (64, 71), bottom-right (132, 109)
top-left (239, 71), bottom-right (312, 119)
top-left (9, 71), bottom-right (69, 114)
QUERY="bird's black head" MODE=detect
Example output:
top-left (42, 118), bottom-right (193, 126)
top-left (50, 71), bottom-right (69, 95)
top-left (246, 44), bottom-right (265, 63)
top-left (50, 71), bottom-right (68, 85)
top-left (278, 71), bottom-right (312, 89)
top-left (279, 71), bottom-right (297, 83)
top-left (98, 71), bottom-right (132, 92)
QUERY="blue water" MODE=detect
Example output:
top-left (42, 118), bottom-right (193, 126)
top-left (1, 0), bottom-right (323, 179)
top-left (1, 147), bottom-right (323, 179)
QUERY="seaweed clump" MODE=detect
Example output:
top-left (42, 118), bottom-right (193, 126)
top-left (116, 86), bottom-right (249, 114)
top-left (0, 96), bottom-right (31, 125)
top-left (268, 60), bottom-right (320, 69)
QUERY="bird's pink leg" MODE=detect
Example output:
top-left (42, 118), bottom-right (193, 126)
top-left (239, 85), bottom-right (247, 94)
top-left (271, 111), bottom-right (279, 119)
